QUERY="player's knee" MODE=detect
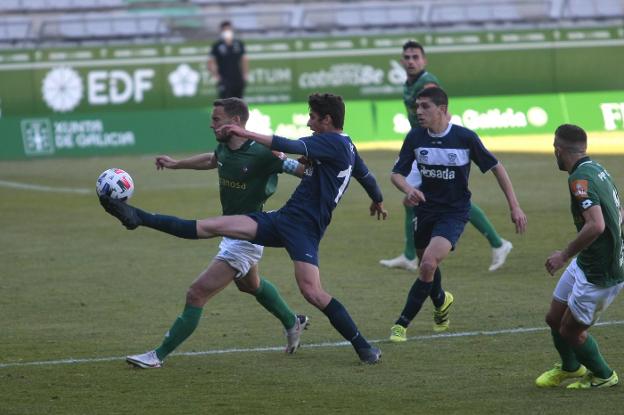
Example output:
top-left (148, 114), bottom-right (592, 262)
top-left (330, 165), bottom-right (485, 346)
top-left (186, 283), bottom-right (208, 305)
top-left (235, 279), bottom-right (257, 295)
top-left (418, 258), bottom-right (437, 281)
top-left (236, 284), bottom-right (254, 294)
top-left (559, 325), bottom-right (586, 347)
top-left (545, 313), bottom-right (560, 330)
top-left (299, 285), bottom-right (325, 308)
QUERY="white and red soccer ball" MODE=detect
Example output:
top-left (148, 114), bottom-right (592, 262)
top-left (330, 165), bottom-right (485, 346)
top-left (96, 168), bottom-right (134, 201)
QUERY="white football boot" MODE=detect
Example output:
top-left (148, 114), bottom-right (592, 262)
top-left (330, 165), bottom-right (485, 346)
top-left (379, 254), bottom-right (419, 271)
top-left (285, 315), bottom-right (310, 354)
top-left (126, 350), bottom-right (163, 369)
top-left (489, 239), bottom-right (513, 271)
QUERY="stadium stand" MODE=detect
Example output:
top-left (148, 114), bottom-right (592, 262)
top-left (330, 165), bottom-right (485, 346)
top-left (0, 0), bottom-right (623, 46)
top-left (562, 0), bottom-right (624, 18)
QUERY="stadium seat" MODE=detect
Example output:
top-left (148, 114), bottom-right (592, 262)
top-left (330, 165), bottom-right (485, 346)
top-left (1, 0), bottom-right (623, 44)
top-left (0, 17), bottom-right (32, 42)
top-left (563, 0), bottom-right (624, 18)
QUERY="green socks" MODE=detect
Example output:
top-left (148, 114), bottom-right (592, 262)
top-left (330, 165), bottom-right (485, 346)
top-left (254, 278), bottom-right (297, 330)
top-left (403, 206), bottom-right (417, 261)
top-left (572, 334), bottom-right (613, 379)
top-left (469, 203), bottom-right (503, 248)
top-left (155, 304), bottom-right (202, 360)
top-left (153, 278), bottom-right (295, 361)
top-left (551, 328), bottom-right (581, 372)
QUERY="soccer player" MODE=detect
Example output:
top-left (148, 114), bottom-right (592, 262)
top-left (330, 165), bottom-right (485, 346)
top-left (101, 93), bottom-right (387, 364)
top-left (535, 124), bottom-right (623, 389)
top-left (379, 40), bottom-right (514, 272)
top-left (388, 87), bottom-right (527, 341)
top-left (124, 98), bottom-right (308, 369)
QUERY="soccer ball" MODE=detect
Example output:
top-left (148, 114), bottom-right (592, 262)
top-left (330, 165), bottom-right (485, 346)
top-left (96, 168), bottom-right (134, 201)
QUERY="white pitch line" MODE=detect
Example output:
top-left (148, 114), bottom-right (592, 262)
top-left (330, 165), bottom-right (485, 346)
top-left (0, 179), bottom-right (91, 194)
top-left (2, 320), bottom-right (624, 369)
top-left (0, 179), bottom-right (211, 195)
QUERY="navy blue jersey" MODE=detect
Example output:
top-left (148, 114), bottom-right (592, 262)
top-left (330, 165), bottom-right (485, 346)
top-left (393, 123), bottom-right (498, 213)
top-left (275, 132), bottom-right (372, 237)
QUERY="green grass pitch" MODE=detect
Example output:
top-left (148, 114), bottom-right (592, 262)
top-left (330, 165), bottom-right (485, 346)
top-left (2, 151), bottom-right (624, 414)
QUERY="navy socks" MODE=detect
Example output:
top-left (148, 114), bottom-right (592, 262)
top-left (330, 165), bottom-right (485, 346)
top-left (136, 209), bottom-right (198, 239)
top-left (323, 298), bottom-right (370, 350)
top-left (396, 279), bottom-right (433, 328)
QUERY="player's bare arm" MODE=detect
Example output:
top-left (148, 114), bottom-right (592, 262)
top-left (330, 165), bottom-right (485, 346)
top-left (391, 172), bottom-right (425, 206)
top-left (155, 153), bottom-right (217, 170)
top-left (491, 163), bottom-right (527, 233)
top-left (545, 205), bottom-right (605, 275)
top-left (218, 124), bottom-right (273, 147)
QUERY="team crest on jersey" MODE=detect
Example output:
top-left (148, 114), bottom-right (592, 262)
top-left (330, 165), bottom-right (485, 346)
top-left (570, 180), bottom-right (589, 199)
top-left (448, 153), bottom-right (458, 165)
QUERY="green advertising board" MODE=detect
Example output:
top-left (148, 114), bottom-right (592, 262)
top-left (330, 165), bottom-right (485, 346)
top-left (5, 108), bottom-right (214, 159)
top-left (1, 26), bottom-right (624, 159)
top-left (3, 90), bottom-right (623, 159)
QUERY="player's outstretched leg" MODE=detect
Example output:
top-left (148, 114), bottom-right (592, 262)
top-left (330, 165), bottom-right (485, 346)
top-left (99, 194), bottom-right (198, 238)
top-left (99, 194), bottom-right (142, 229)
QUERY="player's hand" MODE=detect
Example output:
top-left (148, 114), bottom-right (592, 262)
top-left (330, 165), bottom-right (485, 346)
top-left (404, 188), bottom-right (425, 207)
top-left (272, 151), bottom-right (287, 160)
top-left (370, 202), bottom-right (388, 220)
top-left (155, 155), bottom-right (178, 170)
top-left (217, 124), bottom-right (247, 138)
top-left (510, 206), bottom-right (527, 234)
top-left (545, 250), bottom-right (568, 275)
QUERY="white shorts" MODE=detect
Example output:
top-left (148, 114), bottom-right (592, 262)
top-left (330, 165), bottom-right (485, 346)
top-left (214, 237), bottom-right (264, 279)
top-left (553, 258), bottom-right (624, 326)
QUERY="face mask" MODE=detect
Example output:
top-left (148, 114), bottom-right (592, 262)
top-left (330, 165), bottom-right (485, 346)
top-left (221, 29), bottom-right (234, 42)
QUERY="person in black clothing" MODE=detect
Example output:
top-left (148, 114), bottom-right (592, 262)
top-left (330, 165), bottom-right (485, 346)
top-left (208, 21), bottom-right (248, 99)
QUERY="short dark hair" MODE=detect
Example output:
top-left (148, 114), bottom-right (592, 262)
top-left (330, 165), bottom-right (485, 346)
top-left (213, 97), bottom-right (249, 123)
top-left (416, 87), bottom-right (448, 107)
top-left (555, 124), bottom-right (587, 152)
top-left (403, 40), bottom-right (425, 54)
top-left (220, 20), bottom-right (232, 30)
top-left (308, 93), bottom-right (345, 129)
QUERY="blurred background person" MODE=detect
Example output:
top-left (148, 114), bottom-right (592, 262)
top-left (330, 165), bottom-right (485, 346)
top-left (208, 20), bottom-right (248, 99)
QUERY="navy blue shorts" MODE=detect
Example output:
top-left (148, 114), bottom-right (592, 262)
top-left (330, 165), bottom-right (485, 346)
top-left (247, 210), bottom-right (320, 265)
top-left (413, 209), bottom-right (469, 250)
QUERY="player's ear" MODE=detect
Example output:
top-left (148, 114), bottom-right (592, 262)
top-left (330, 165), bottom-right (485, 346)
top-left (323, 114), bottom-right (333, 127)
